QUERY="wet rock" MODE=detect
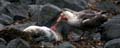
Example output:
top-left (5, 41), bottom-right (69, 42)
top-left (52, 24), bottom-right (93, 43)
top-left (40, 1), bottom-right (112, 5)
top-left (19, 0), bottom-right (35, 5)
top-left (0, 45), bottom-right (6, 48)
top-left (96, 1), bottom-right (120, 14)
top-left (68, 32), bottom-right (81, 41)
top-left (39, 42), bottom-right (54, 48)
top-left (102, 15), bottom-right (120, 39)
top-left (6, 0), bottom-right (35, 5)
top-left (92, 32), bottom-right (101, 41)
top-left (55, 42), bottom-right (75, 48)
top-left (0, 14), bottom-right (13, 25)
top-left (35, 0), bottom-right (88, 11)
top-left (0, 38), bottom-right (7, 45)
top-left (0, 0), bottom-right (10, 12)
top-left (35, 0), bottom-right (49, 5)
top-left (7, 22), bottom-right (36, 31)
top-left (29, 4), bottom-right (61, 26)
top-left (51, 0), bottom-right (88, 11)
top-left (7, 38), bottom-right (30, 48)
top-left (0, 38), bottom-right (7, 48)
top-left (2, 4), bottom-right (29, 18)
top-left (0, 24), bottom-right (5, 31)
top-left (104, 38), bottom-right (120, 48)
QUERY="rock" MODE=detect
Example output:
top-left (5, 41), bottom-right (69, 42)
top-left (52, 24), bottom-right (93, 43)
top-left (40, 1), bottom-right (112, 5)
top-left (68, 32), bottom-right (80, 41)
top-left (0, 14), bottom-right (13, 25)
top-left (92, 33), bottom-right (101, 41)
top-left (19, 0), bottom-right (35, 5)
top-left (5, 0), bottom-right (19, 3)
top-left (29, 4), bottom-right (62, 26)
top-left (5, 0), bottom-right (35, 4)
top-left (7, 38), bottom-right (30, 48)
top-left (55, 42), bottom-right (75, 48)
top-left (0, 0), bottom-right (10, 12)
top-left (39, 42), bottom-right (54, 48)
top-left (96, 0), bottom-right (120, 14)
top-left (0, 38), bottom-right (7, 48)
top-left (0, 24), bottom-right (5, 31)
top-left (35, 0), bottom-right (88, 11)
top-left (35, 0), bottom-right (49, 5)
top-left (0, 45), bottom-right (6, 48)
top-left (102, 15), bottom-right (120, 39)
top-left (2, 4), bottom-right (29, 18)
top-left (7, 22), bottom-right (36, 31)
top-left (104, 38), bottom-right (120, 48)
top-left (0, 38), bottom-right (7, 45)
top-left (28, 5), bottom-right (44, 26)
top-left (51, 0), bottom-right (88, 11)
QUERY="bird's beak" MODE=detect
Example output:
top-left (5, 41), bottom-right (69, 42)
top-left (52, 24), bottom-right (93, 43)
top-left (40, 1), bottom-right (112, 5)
top-left (57, 15), bottom-right (67, 23)
top-left (57, 16), bottom-right (62, 23)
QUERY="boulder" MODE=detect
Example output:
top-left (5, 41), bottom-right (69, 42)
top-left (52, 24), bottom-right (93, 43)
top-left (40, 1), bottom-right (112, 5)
top-left (55, 41), bottom-right (75, 48)
top-left (104, 38), bottom-right (120, 48)
top-left (0, 38), bottom-right (7, 45)
top-left (0, 14), bottom-right (13, 25)
top-left (35, 0), bottom-right (88, 11)
top-left (0, 24), bottom-right (5, 31)
top-left (2, 4), bottom-right (29, 18)
top-left (96, 0), bottom-right (120, 14)
top-left (5, 0), bottom-right (35, 4)
top-left (7, 38), bottom-right (30, 48)
top-left (0, 0), bottom-right (10, 12)
top-left (7, 22), bottom-right (36, 31)
top-left (102, 15), bottom-right (120, 39)
top-left (29, 4), bottom-right (61, 27)
top-left (0, 38), bottom-right (7, 48)
top-left (50, 0), bottom-right (88, 11)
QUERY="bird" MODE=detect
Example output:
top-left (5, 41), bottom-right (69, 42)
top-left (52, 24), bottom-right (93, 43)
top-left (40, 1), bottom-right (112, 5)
top-left (51, 9), bottom-right (108, 39)
top-left (23, 25), bottom-right (62, 42)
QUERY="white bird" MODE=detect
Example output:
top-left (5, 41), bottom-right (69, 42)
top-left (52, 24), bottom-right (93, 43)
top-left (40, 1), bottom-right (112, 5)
top-left (23, 25), bottom-right (62, 42)
top-left (51, 10), bottom-right (108, 38)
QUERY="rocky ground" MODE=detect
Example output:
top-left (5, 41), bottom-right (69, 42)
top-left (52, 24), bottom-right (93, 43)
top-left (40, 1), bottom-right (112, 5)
top-left (0, 0), bottom-right (120, 48)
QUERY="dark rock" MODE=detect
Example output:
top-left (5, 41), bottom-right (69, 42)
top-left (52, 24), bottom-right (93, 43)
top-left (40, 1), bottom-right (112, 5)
top-left (0, 45), bottom-right (6, 48)
top-left (0, 14), bottom-right (13, 25)
top-left (0, 0), bottom-right (10, 12)
top-left (0, 38), bottom-right (6, 48)
top-left (35, 0), bottom-right (49, 5)
top-left (55, 42), bottom-right (75, 48)
top-left (2, 4), bottom-right (29, 19)
top-left (19, 0), bottom-right (35, 5)
top-left (5, 0), bottom-right (35, 4)
top-left (28, 5), bottom-right (44, 26)
top-left (39, 42), bottom-right (54, 48)
top-left (29, 4), bottom-right (62, 26)
top-left (0, 38), bottom-right (7, 48)
top-left (0, 38), bottom-right (7, 45)
top-left (7, 22), bottom-right (36, 31)
top-left (92, 33), bottom-right (101, 41)
top-left (104, 38), bottom-right (120, 48)
top-left (7, 38), bottom-right (30, 48)
top-left (102, 15), bottom-right (120, 39)
top-left (96, 1), bottom-right (120, 14)
top-left (0, 24), bottom-right (5, 31)
top-left (35, 0), bottom-right (88, 11)
top-left (50, 0), bottom-right (88, 11)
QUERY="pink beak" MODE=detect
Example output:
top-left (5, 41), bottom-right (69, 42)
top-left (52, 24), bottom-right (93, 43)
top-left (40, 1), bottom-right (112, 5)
top-left (51, 15), bottom-right (67, 31)
top-left (50, 16), bottom-right (62, 31)
top-left (57, 16), bottom-right (62, 23)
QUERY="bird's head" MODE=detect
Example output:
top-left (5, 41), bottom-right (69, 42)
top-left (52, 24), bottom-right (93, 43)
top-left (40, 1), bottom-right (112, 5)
top-left (57, 11), bottom-right (74, 22)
